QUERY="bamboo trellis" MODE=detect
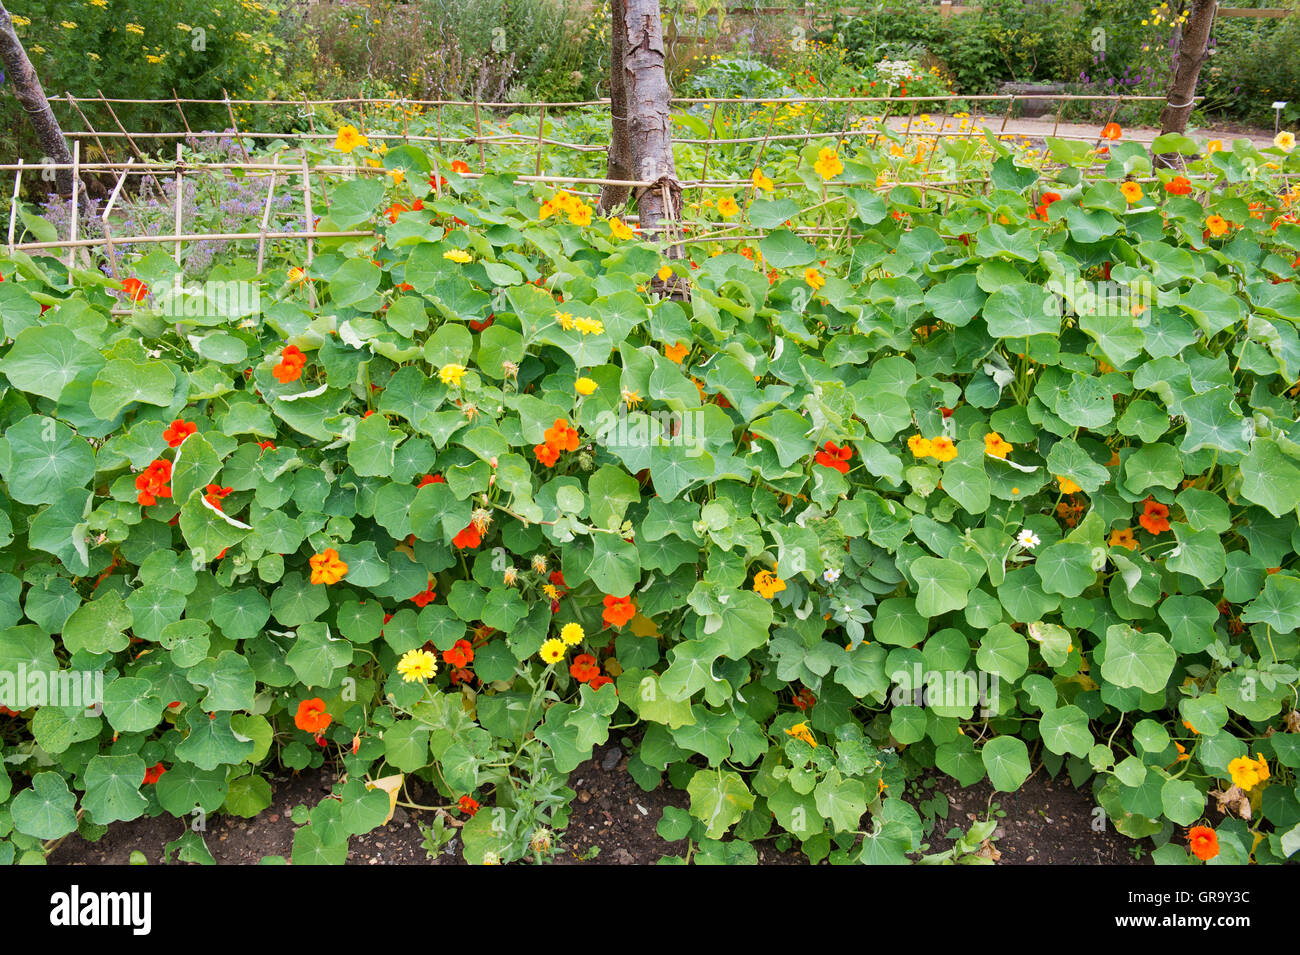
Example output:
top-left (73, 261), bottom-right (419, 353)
top-left (3, 92), bottom-right (1274, 263)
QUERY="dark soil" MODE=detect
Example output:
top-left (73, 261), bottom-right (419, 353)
top-left (49, 746), bottom-right (1146, 865)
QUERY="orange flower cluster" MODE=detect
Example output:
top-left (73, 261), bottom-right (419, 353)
top-left (273, 345), bottom-right (307, 383)
top-left (135, 459), bottom-right (173, 507)
top-left (534, 418), bottom-right (579, 468)
top-left (602, 594), bottom-right (635, 628)
top-left (814, 440), bottom-right (853, 474)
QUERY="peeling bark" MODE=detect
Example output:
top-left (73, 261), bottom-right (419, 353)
top-left (599, 0), bottom-right (633, 212)
top-left (0, 1), bottom-right (76, 196)
top-left (1156, 0), bottom-right (1217, 168)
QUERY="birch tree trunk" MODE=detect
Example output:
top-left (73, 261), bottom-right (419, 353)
top-left (603, 0), bottom-right (685, 293)
top-left (0, 1), bottom-right (76, 196)
top-left (599, 0), bottom-right (633, 212)
top-left (1156, 0), bottom-right (1217, 166)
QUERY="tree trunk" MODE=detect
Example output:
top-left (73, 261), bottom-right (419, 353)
top-left (1156, 0), bottom-right (1217, 166)
top-left (0, 1), bottom-right (76, 196)
top-left (599, 0), bottom-right (633, 212)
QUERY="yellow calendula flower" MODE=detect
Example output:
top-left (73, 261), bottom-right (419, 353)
top-left (573, 317), bottom-right (604, 336)
top-left (804, 268), bottom-right (826, 290)
top-left (560, 622), bottom-right (585, 646)
top-left (575, 377), bottom-right (598, 396)
top-left (539, 638), bottom-right (566, 664)
top-left (443, 249), bottom-right (472, 263)
top-left (813, 147), bottom-right (844, 180)
top-left (334, 124), bottom-right (368, 153)
top-left (753, 565), bottom-right (786, 599)
top-left (983, 432), bottom-right (1013, 459)
top-left (1228, 754), bottom-right (1270, 791)
top-left (785, 721), bottom-right (817, 747)
top-left (396, 649), bottom-right (438, 683)
top-left (609, 217), bottom-right (635, 241)
top-left (717, 196), bottom-right (740, 218)
top-left (438, 363), bottom-right (467, 387)
top-left (752, 167), bottom-right (774, 193)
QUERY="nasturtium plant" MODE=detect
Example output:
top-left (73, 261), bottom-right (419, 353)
top-left (0, 112), bottom-right (1297, 866)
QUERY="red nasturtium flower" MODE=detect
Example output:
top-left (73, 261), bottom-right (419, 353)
top-left (792, 687), bottom-right (817, 711)
top-left (569, 653), bottom-right (600, 683)
top-left (1100, 122), bottom-right (1123, 141)
top-left (1139, 497), bottom-right (1171, 535)
top-left (458, 795), bottom-right (480, 816)
top-left (142, 763), bottom-right (167, 785)
top-left (814, 440), bottom-right (853, 474)
top-left (548, 570), bottom-right (567, 593)
top-left (273, 345), bottom-right (307, 383)
top-left (135, 459), bottom-right (173, 506)
top-left (1165, 175), bottom-right (1192, 196)
top-left (162, 419), bottom-right (197, 447)
top-left (411, 582), bottom-right (437, 607)
top-left (588, 674), bottom-right (613, 691)
top-left (121, 276), bottom-right (150, 302)
top-left (1188, 825), bottom-right (1219, 861)
top-left (444, 639), bottom-right (474, 668)
top-left (602, 594), bottom-right (636, 628)
top-left (257, 440), bottom-right (276, 451)
top-left (203, 484), bottom-right (232, 511)
top-left (417, 473), bottom-right (446, 487)
top-left (451, 160), bottom-right (471, 174)
top-left (452, 523), bottom-right (482, 550)
top-left (294, 698), bottom-right (331, 734)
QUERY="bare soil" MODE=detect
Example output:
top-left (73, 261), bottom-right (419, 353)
top-left (49, 744), bottom-right (1146, 865)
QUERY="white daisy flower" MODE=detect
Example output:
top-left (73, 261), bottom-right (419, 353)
top-left (1016, 528), bottom-right (1040, 550)
top-left (823, 568), bottom-right (841, 584)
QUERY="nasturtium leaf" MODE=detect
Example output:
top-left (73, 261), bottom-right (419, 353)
top-left (981, 736), bottom-right (1031, 792)
top-left (1100, 624), bottom-right (1176, 694)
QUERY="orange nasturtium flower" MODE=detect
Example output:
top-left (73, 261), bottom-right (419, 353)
top-left (1100, 122), bottom-right (1123, 141)
top-left (983, 432), bottom-right (1013, 459)
top-left (602, 594), bottom-right (636, 628)
top-left (1109, 527), bottom-right (1138, 551)
top-left (752, 167), bottom-right (775, 193)
top-left (451, 160), bottom-right (471, 174)
top-left (534, 442), bottom-right (560, 467)
top-left (664, 341), bottom-right (690, 364)
top-left (135, 459), bottom-right (173, 507)
top-left (443, 639), bottom-right (474, 668)
top-left (609, 216), bottom-right (636, 241)
top-left (569, 653), bottom-right (601, 683)
top-left (1188, 826), bottom-right (1219, 861)
top-left (458, 795), bottom-right (480, 816)
top-left (1165, 175), bottom-right (1192, 196)
top-left (452, 523), bottom-right (482, 550)
top-left (162, 419), bottom-right (196, 447)
top-left (929, 436), bottom-right (958, 462)
top-left (1206, 214), bottom-right (1230, 237)
top-left (907, 434), bottom-right (934, 458)
top-left (121, 276), bottom-right (150, 302)
top-left (785, 721), bottom-right (817, 747)
top-left (717, 196), bottom-right (740, 218)
top-left (753, 565), bottom-right (786, 599)
top-left (1138, 498), bottom-right (1170, 535)
top-left (1120, 181), bottom-right (1144, 204)
top-left (334, 124), bottom-right (368, 153)
top-left (804, 267), bottom-right (826, 290)
top-left (309, 548), bottom-right (348, 585)
top-left (295, 698), bottom-right (332, 733)
top-left (273, 344), bottom-right (307, 383)
top-left (544, 418), bottom-right (579, 453)
top-left (814, 440), bottom-right (853, 474)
